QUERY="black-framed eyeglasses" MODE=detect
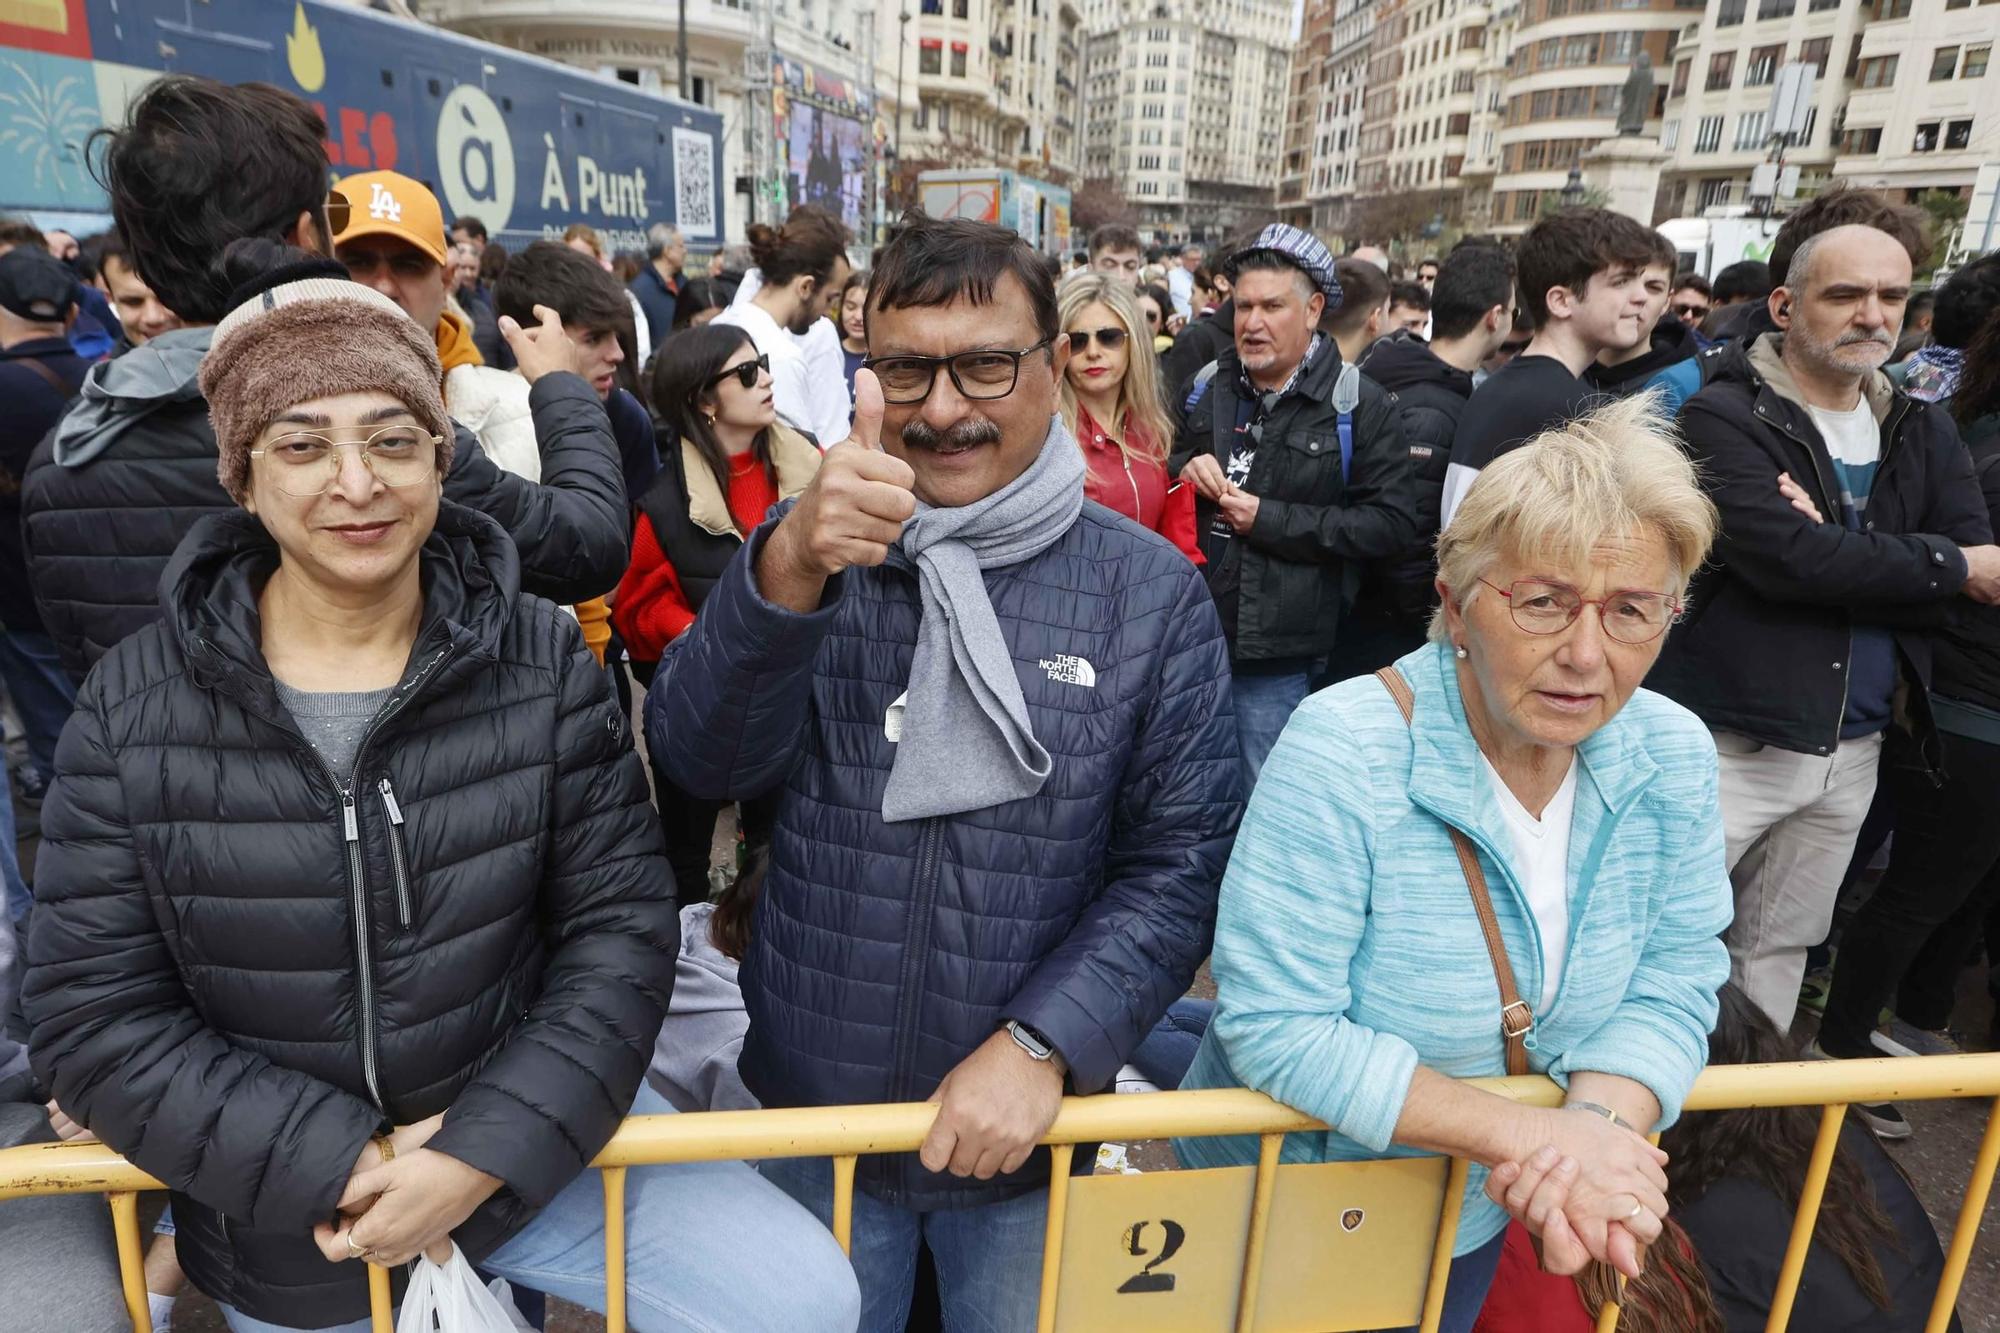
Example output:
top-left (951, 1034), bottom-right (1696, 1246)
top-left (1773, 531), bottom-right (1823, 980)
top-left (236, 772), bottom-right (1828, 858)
top-left (1477, 577), bottom-right (1683, 645)
top-left (705, 353), bottom-right (770, 391)
top-left (864, 337), bottom-right (1055, 405)
top-left (1066, 327), bottom-right (1127, 352)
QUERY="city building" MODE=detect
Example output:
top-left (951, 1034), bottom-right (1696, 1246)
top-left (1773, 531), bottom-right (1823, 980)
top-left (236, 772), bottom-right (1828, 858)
top-left (1278, 0), bottom-right (1337, 229)
top-left (424, 0), bottom-right (896, 242)
top-left (1081, 0), bottom-right (1289, 244)
top-left (1833, 0), bottom-right (1996, 202)
top-left (900, 0), bottom-right (1085, 188)
top-left (1314, 0), bottom-right (1379, 236)
top-left (1358, 0), bottom-right (1491, 230)
top-left (1657, 0), bottom-right (1864, 219)
top-left (1458, 0), bottom-right (1696, 234)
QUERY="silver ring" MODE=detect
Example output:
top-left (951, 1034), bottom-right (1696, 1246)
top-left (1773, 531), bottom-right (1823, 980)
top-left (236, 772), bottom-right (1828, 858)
top-left (1625, 1201), bottom-right (1647, 1221)
top-left (346, 1233), bottom-right (368, 1260)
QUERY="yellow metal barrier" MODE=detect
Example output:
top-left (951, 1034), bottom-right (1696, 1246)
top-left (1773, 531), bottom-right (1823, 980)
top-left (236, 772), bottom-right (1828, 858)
top-left (2, 1054), bottom-right (1996, 1332)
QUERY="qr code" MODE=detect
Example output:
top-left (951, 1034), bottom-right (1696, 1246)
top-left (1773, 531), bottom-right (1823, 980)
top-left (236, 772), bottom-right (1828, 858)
top-left (672, 127), bottom-right (717, 239)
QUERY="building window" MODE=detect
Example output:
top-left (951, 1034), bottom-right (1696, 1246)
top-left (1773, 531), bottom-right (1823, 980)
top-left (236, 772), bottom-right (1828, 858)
top-left (1671, 59), bottom-right (1690, 95)
top-left (1734, 109), bottom-right (1768, 149)
top-left (1966, 45), bottom-right (1992, 77)
top-left (1947, 118), bottom-right (1974, 148)
top-left (1799, 105), bottom-right (1818, 144)
top-left (1756, 0), bottom-right (1794, 15)
top-left (1914, 121), bottom-right (1940, 151)
top-left (1838, 125), bottom-right (1882, 153)
top-left (1874, 0), bottom-right (1911, 15)
top-left (1798, 37), bottom-right (1831, 76)
top-left (952, 0), bottom-right (967, 13)
top-left (951, 46), bottom-right (966, 75)
top-left (1856, 55), bottom-right (1899, 88)
top-left (1661, 117), bottom-right (1681, 149)
top-left (1695, 114), bottom-right (1724, 151)
top-left (921, 0), bottom-right (941, 11)
top-left (1932, 46), bottom-right (1960, 80)
top-left (919, 44), bottom-right (941, 74)
top-left (913, 99), bottom-right (928, 128)
top-left (1697, 178), bottom-right (1733, 210)
top-left (1747, 45), bottom-right (1782, 86)
top-left (1706, 52), bottom-right (1734, 90)
top-left (1717, 0), bottom-right (1745, 21)
top-left (1448, 112), bottom-right (1470, 134)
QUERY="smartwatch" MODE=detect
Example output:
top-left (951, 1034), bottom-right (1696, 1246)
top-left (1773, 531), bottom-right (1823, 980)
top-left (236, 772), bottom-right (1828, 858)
top-left (1004, 1019), bottom-right (1057, 1063)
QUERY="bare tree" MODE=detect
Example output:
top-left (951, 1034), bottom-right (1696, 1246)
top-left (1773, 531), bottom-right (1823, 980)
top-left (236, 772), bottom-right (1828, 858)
top-left (1072, 177), bottom-right (1137, 235)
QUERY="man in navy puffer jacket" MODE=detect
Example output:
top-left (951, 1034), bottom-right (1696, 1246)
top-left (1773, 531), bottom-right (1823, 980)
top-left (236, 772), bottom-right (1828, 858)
top-left (650, 213), bottom-right (1241, 1329)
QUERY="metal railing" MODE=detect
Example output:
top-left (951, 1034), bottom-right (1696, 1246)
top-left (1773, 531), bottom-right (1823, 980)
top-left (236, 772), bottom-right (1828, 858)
top-left (1, 1053), bottom-right (1995, 1333)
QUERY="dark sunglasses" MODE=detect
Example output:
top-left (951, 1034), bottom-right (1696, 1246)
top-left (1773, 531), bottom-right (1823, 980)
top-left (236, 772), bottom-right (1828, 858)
top-left (325, 188), bottom-right (351, 235)
top-left (1067, 327), bottom-right (1128, 352)
top-left (1671, 303), bottom-right (1709, 318)
top-left (706, 353), bottom-right (771, 391)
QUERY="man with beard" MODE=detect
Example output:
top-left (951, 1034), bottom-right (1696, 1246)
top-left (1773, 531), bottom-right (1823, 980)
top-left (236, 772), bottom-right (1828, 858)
top-left (649, 211), bottom-right (1239, 1327)
top-left (713, 205), bottom-right (852, 442)
top-left (1649, 223), bottom-right (2000, 1052)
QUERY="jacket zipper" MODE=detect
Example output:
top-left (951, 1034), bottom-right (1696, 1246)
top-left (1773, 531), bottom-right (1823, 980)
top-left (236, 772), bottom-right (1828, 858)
top-left (378, 777), bottom-right (413, 930)
top-left (296, 645), bottom-right (453, 1114)
top-left (338, 790), bottom-right (384, 1110)
top-left (888, 817), bottom-right (946, 1108)
top-left (1119, 452), bottom-right (1143, 520)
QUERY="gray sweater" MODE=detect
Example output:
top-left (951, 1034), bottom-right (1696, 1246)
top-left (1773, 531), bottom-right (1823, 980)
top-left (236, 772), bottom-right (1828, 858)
top-left (645, 902), bottom-right (756, 1112)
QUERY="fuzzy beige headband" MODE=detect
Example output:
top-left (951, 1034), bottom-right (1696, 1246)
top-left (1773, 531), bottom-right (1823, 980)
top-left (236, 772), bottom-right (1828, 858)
top-left (200, 278), bottom-right (454, 499)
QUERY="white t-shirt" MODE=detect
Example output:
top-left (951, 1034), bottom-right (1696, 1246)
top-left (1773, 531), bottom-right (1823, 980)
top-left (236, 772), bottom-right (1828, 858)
top-left (711, 300), bottom-right (814, 439)
top-left (719, 269), bottom-right (850, 445)
top-left (1479, 753), bottom-right (1578, 1013)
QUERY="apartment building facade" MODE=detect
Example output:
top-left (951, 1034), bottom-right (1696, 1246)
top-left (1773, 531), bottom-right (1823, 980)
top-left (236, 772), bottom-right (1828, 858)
top-left (904, 0), bottom-right (1084, 181)
top-left (1834, 0), bottom-right (1996, 199)
top-left (1080, 0), bottom-right (1288, 243)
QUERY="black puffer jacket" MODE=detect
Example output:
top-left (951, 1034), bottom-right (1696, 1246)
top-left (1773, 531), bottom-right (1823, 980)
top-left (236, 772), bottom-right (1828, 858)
top-left (1650, 335), bottom-right (1991, 757)
top-left (1160, 300), bottom-right (1234, 404)
top-left (1169, 340), bottom-right (1419, 662)
top-left (21, 327), bottom-right (629, 685)
top-left (1934, 412), bottom-right (2000, 713)
top-left (1358, 331), bottom-right (1471, 620)
top-left (23, 503), bottom-right (677, 1327)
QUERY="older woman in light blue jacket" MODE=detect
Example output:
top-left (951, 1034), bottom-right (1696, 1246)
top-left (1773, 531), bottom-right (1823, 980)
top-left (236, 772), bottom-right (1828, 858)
top-left (1180, 395), bottom-right (1733, 1332)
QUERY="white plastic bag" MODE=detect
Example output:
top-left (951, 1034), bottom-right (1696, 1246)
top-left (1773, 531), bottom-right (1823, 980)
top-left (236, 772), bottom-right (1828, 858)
top-left (394, 1243), bottom-right (534, 1333)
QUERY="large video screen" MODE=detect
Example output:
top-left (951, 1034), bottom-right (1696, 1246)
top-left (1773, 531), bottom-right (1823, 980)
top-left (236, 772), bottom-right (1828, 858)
top-left (785, 101), bottom-right (867, 234)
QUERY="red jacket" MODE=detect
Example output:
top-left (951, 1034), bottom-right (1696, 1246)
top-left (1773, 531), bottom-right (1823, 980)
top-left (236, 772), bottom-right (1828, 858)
top-left (1472, 1223), bottom-right (1593, 1333)
top-left (1074, 404), bottom-right (1202, 565)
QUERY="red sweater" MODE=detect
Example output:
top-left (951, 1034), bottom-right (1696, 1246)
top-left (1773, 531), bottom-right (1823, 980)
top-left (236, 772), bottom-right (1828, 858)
top-left (1075, 404), bottom-right (1202, 564)
top-left (613, 452), bottom-right (779, 660)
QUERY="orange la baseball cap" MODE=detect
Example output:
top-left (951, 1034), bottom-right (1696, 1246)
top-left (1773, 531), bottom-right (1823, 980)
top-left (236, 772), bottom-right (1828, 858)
top-left (330, 170), bottom-right (450, 267)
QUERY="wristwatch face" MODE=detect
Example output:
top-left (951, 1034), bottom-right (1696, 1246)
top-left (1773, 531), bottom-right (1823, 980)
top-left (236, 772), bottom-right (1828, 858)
top-left (1009, 1020), bottom-right (1053, 1060)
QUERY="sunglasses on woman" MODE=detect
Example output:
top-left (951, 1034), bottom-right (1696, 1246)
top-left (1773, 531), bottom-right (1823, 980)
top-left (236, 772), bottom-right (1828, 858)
top-left (1067, 327), bottom-right (1128, 352)
top-left (706, 353), bottom-right (771, 391)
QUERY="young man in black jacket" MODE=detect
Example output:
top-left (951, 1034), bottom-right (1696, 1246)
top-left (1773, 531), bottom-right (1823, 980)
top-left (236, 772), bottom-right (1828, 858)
top-left (19, 76), bottom-right (629, 685)
top-left (1340, 242), bottom-right (1517, 677)
top-left (1650, 223), bottom-right (2000, 1067)
top-left (1170, 224), bottom-right (1418, 784)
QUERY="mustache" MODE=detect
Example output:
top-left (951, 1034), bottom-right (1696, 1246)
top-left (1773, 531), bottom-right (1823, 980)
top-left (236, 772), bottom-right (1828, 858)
top-left (1836, 329), bottom-right (1896, 348)
top-left (900, 416), bottom-right (1003, 450)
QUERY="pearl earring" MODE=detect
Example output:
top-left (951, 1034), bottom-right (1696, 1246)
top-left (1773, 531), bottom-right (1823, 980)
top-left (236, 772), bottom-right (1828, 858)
top-left (1454, 645), bottom-right (1469, 659)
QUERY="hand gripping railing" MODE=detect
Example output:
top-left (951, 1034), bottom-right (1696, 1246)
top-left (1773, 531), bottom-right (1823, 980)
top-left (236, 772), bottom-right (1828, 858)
top-left (1, 1053), bottom-right (1995, 1333)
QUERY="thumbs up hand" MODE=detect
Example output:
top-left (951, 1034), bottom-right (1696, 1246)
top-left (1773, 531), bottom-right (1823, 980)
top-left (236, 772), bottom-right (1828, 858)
top-left (756, 370), bottom-right (917, 610)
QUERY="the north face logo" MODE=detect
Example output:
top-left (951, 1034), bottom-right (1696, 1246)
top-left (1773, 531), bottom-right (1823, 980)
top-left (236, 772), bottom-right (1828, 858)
top-left (367, 182), bottom-right (404, 222)
top-left (1040, 655), bottom-right (1097, 687)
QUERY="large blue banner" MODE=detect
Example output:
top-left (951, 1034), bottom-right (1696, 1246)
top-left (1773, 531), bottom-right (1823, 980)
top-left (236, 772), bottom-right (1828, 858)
top-left (0, 0), bottom-right (726, 249)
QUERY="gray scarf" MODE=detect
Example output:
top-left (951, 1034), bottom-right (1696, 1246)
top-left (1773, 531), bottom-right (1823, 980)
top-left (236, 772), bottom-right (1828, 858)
top-left (881, 415), bottom-right (1087, 822)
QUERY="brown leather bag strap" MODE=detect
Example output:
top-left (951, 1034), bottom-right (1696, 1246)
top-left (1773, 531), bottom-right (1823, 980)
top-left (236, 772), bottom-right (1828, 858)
top-left (1374, 667), bottom-right (1534, 1076)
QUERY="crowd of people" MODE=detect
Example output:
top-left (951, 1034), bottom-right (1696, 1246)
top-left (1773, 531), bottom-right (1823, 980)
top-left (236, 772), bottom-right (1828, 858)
top-left (0, 69), bottom-right (1995, 1333)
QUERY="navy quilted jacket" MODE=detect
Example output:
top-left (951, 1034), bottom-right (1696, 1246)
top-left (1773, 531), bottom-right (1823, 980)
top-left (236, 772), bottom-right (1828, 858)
top-left (649, 501), bottom-right (1242, 1208)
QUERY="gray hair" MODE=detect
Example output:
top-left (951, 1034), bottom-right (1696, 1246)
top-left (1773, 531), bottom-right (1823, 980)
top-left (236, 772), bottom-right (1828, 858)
top-left (648, 223), bottom-right (682, 257)
top-left (1431, 393), bottom-right (1717, 642)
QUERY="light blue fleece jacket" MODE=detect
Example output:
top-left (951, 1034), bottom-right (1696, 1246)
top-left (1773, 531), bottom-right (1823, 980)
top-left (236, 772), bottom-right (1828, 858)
top-left (1178, 640), bottom-right (1732, 1256)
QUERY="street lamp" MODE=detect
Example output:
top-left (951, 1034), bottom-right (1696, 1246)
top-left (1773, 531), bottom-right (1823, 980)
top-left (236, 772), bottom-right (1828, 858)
top-left (1559, 166), bottom-right (1585, 209)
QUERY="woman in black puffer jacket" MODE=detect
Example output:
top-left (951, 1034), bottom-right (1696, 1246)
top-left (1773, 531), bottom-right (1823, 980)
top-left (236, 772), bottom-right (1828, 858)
top-left (22, 249), bottom-right (859, 1333)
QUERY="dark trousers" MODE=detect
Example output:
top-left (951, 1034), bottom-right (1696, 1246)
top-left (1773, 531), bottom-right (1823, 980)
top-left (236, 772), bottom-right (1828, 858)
top-left (1821, 724), bottom-right (2000, 1054)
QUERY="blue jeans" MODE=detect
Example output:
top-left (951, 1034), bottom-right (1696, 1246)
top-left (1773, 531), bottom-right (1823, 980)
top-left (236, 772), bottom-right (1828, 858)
top-left (760, 1155), bottom-right (1049, 1333)
top-left (0, 746), bottom-right (26, 923)
top-left (219, 1086), bottom-right (860, 1333)
top-left (0, 631), bottom-right (77, 788)
top-left (1377, 1228), bottom-right (1505, 1333)
top-left (1232, 667), bottom-right (1311, 791)
top-left (1131, 997), bottom-right (1213, 1089)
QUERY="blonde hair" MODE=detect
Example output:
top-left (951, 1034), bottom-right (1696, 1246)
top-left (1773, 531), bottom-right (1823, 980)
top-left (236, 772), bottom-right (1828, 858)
top-left (1056, 274), bottom-right (1174, 466)
top-left (1430, 392), bottom-right (1717, 642)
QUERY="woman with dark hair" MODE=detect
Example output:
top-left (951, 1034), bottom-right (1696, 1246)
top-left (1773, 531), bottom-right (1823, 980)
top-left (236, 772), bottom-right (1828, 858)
top-left (668, 276), bottom-right (730, 332)
top-left (1137, 282), bottom-right (1176, 353)
top-left (1665, 986), bottom-right (1959, 1331)
top-left (613, 323), bottom-right (821, 903)
top-left (837, 267), bottom-right (870, 401)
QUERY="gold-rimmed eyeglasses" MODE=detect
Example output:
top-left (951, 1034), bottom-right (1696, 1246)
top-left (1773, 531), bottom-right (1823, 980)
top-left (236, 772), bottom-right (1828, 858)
top-left (1477, 577), bottom-right (1683, 645)
top-left (247, 426), bottom-right (443, 498)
